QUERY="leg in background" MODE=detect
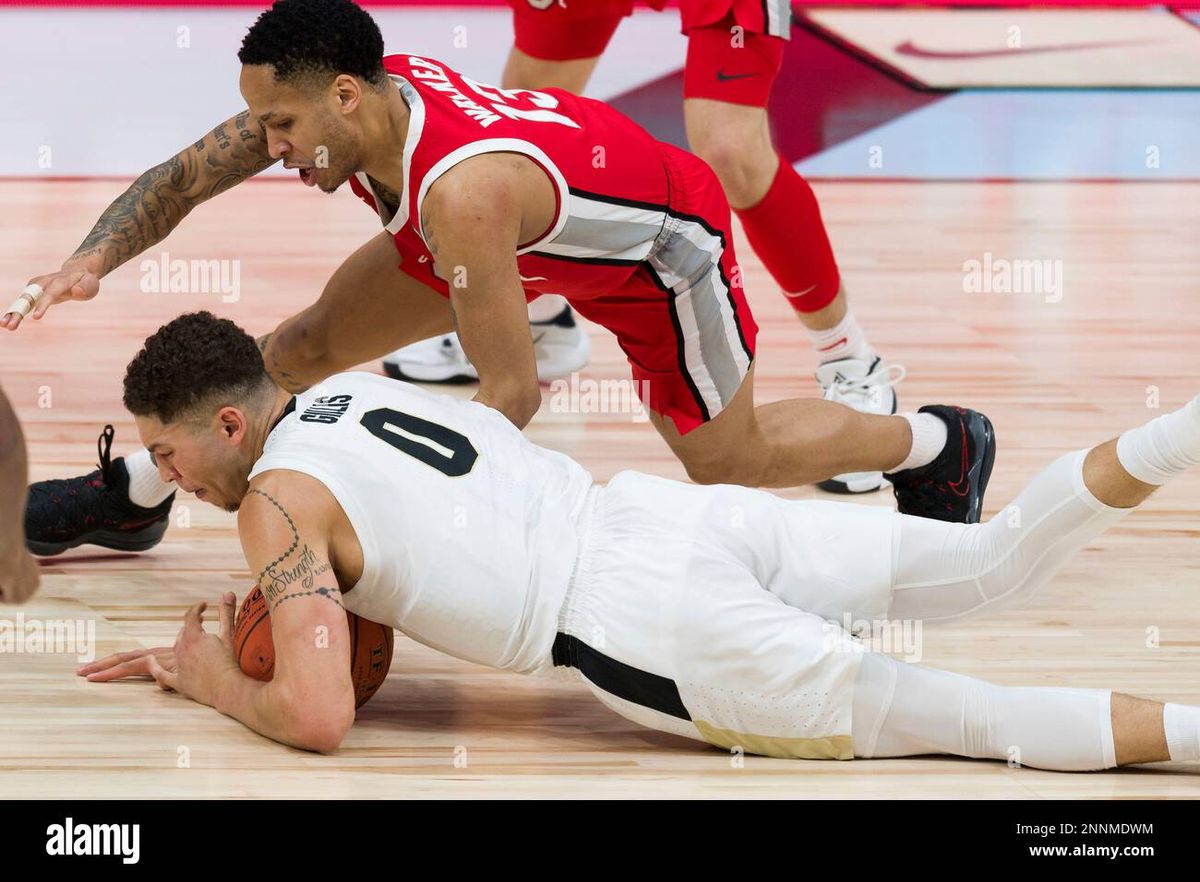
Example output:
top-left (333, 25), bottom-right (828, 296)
top-left (886, 391), bottom-right (1200, 621)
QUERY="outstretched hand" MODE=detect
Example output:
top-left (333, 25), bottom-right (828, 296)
top-left (3, 263), bottom-right (103, 331)
top-left (79, 592), bottom-right (243, 708)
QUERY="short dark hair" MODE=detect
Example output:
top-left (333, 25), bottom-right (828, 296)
top-left (238, 0), bottom-right (387, 90)
top-left (124, 312), bottom-right (272, 424)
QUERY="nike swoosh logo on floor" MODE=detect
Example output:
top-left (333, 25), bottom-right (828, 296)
top-left (893, 37), bottom-right (1157, 61)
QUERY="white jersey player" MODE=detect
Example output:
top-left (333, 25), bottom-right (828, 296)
top-left (84, 312), bottom-right (1200, 772)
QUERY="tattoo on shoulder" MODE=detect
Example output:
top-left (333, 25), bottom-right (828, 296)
top-left (249, 489), bottom-right (342, 612)
top-left (420, 204), bottom-right (440, 259)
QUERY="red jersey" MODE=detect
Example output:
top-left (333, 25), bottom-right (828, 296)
top-left (348, 53), bottom-right (675, 301)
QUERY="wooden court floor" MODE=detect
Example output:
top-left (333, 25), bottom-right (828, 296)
top-left (2, 178), bottom-right (1199, 798)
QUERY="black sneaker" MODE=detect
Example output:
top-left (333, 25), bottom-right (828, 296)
top-left (25, 425), bottom-right (175, 556)
top-left (885, 405), bottom-right (996, 524)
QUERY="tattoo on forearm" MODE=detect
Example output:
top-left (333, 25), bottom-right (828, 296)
top-left (70, 111), bottom-right (277, 274)
top-left (249, 489), bottom-right (341, 612)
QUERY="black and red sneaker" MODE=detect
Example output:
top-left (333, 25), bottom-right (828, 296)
top-left (25, 425), bottom-right (175, 556)
top-left (885, 405), bottom-right (996, 524)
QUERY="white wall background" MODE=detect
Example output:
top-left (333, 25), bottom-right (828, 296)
top-left (0, 6), bottom-right (686, 176)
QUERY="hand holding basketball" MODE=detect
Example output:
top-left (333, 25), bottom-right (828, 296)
top-left (234, 585), bottom-right (393, 709)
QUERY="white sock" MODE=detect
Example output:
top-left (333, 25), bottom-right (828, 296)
top-left (527, 294), bottom-right (569, 324)
top-left (1163, 703), bottom-right (1200, 762)
top-left (1116, 396), bottom-right (1200, 485)
top-left (806, 307), bottom-right (876, 365)
top-left (891, 412), bottom-right (948, 472)
top-left (124, 448), bottom-right (175, 507)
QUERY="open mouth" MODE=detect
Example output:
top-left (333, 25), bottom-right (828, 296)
top-left (299, 167), bottom-right (317, 187)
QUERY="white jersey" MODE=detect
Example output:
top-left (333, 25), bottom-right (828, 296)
top-left (248, 372), bottom-right (596, 674)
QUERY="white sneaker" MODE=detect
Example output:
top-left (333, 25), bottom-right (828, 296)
top-left (382, 306), bottom-right (591, 384)
top-left (383, 333), bottom-right (478, 384)
top-left (529, 307), bottom-right (591, 382)
top-left (816, 356), bottom-right (907, 494)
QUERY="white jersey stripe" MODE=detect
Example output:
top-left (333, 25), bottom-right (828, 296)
top-left (386, 74), bottom-right (425, 233)
top-left (764, 0), bottom-right (792, 38)
top-left (567, 195), bottom-right (666, 228)
top-left (413, 137), bottom-right (571, 255)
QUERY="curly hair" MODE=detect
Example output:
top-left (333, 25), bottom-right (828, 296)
top-left (238, 0), bottom-right (387, 90)
top-left (124, 312), bottom-right (273, 425)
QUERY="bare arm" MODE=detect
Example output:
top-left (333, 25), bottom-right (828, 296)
top-left (216, 479), bottom-right (356, 751)
top-left (78, 473), bottom-right (358, 750)
top-left (0, 388), bottom-right (39, 603)
top-left (422, 157), bottom-right (542, 428)
top-left (3, 110), bottom-right (277, 330)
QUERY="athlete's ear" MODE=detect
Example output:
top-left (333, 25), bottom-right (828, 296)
top-left (217, 406), bottom-right (248, 445)
top-left (334, 74), bottom-right (363, 115)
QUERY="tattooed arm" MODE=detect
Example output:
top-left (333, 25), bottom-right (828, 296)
top-left (76, 472), bottom-right (359, 751)
top-left (209, 474), bottom-right (358, 751)
top-left (3, 110), bottom-right (278, 331)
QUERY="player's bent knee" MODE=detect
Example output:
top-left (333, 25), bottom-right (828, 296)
top-left (692, 136), bottom-right (760, 204)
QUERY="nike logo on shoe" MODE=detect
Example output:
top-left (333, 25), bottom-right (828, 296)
top-left (946, 413), bottom-right (971, 497)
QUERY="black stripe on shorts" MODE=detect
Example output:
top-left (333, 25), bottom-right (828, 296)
top-left (552, 633), bottom-right (691, 721)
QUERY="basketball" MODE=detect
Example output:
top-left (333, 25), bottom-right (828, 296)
top-left (233, 585), bottom-right (394, 709)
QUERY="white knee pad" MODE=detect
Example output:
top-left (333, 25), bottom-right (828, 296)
top-left (890, 450), bottom-right (1129, 622)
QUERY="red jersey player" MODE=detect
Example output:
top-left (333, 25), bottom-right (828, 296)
top-left (9, 0), bottom-right (993, 558)
top-left (391, 0), bottom-right (897, 495)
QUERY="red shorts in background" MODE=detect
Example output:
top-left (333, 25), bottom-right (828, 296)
top-left (682, 13), bottom-right (786, 107)
top-left (680, 0), bottom-right (794, 38)
top-left (508, 0), bottom-right (792, 107)
top-left (509, 0), bottom-right (662, 61)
